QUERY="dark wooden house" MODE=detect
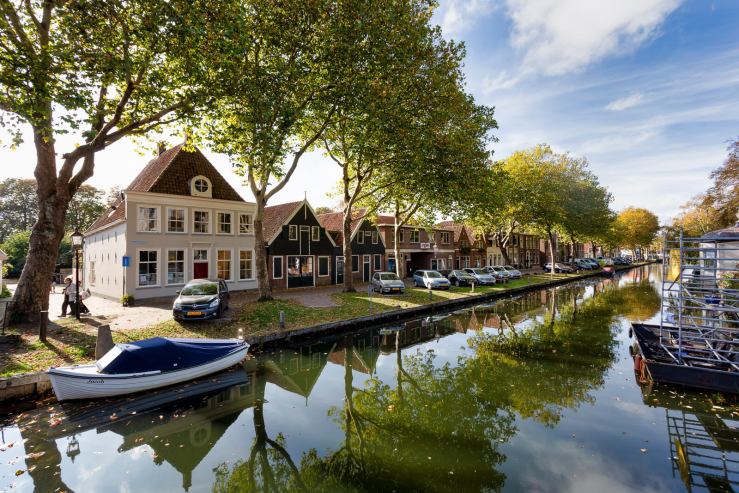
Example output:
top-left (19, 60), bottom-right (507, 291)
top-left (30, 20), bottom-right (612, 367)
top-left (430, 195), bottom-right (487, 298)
top-left (262, 200), bottom-right (338, 289)
top-left (317, 209), bottom-right (386, 283)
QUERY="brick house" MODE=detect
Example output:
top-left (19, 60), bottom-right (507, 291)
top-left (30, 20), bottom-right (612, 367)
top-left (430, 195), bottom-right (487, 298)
top-left (262, 200), bottom-right (338, 289)
top-left (317, 209), bottom-right (386, 283)
top-left (376, 216), bottom-right (455, 276)
top-left (84, 144), bottom-right (257, 301)
top-left (434, 221), bottom-right (486, 269)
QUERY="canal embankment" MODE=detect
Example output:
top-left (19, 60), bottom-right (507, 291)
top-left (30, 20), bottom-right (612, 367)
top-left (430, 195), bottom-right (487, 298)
top-left (0, 262), bottom-right (651, 403)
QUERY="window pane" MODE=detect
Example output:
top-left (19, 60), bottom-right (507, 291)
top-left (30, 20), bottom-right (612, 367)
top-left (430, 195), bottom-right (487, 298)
top-left (167, 250), bottom-right (185, 284)
top-left (318, 257), bottom-right (329, 276)
top-left (239, 214), bottom-right (252, 234)
top-left (240, 251), bottom-right (253, 279)
top-left (218, 212), bottom-right (232, 234)
top-left (217, 250), bottom-right (232, 280)
top-left (273, 257), bottom-right (283, 278)
top-left (138, 250), bottom-right (158, 286)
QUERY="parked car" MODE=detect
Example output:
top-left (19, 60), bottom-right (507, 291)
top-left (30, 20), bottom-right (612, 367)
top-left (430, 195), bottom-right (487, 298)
top-left (371, 272), bottom-right (406, 294)
top-left (503, 265), bottom-right (523, 279)
top-left (463, 268), bottom-right (497, 285)
top-left (574, 259), bottom-right (594, 270)
top-left (487, 266), bottom-right (511, 282)
top-left (448, 269), bottom-right (477, 287)
top-left (580, 258), bottom-right (600, 269)
top-left (173, 279), bottom-right (230, 321)
top-left (544, 262), bottom-right (575, 273)
top-left (412, 270), bottom-right (451, 290)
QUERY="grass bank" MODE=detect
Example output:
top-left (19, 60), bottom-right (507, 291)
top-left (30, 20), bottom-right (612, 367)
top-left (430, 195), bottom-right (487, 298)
top-left (1, 268), bottom-right (633, 377)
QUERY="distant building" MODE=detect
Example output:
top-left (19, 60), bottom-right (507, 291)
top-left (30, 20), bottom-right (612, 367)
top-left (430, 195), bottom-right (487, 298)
top-left (376, 216), bottom-right (455, 276)
top-left (84, 144), bottom-right (257, 300)
top-left (317, 209), bottom-right (386, 283)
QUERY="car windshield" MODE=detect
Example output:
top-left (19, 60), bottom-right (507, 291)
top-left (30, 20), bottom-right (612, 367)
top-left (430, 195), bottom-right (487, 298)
top-left (452, 270), bottom-right (465, 276)
top-left (492, 267), bottom-right (503, 271)
top-left (472, 269), bottom-right (488, 275)
top-left (379, 273), bottom-right (399, 280)
top-left (425, 271), bottom-right (443, 278)
top-left (504, 265), bottom-right (515, 270)
top-left (180, 282), bottom-right (218, 296)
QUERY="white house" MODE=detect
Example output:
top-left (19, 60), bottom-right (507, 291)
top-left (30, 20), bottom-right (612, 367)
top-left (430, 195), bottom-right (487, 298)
top-left (84, 144), bottom-right (258, 301)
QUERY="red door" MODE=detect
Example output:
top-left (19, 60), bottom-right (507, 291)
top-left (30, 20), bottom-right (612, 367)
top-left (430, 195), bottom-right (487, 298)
top-left (194, 262), bottom-right (208, 279)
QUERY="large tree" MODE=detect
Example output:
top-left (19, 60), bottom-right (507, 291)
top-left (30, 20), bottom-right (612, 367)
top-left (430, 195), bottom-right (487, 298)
top-left (1, 0), bottom-right (219, 321)
top-left (201, 0), bottom-right (353, 301)
top-left (322, 6), bottom-right (488, 290)
top-left (615, 207), bottom-right (660, 259)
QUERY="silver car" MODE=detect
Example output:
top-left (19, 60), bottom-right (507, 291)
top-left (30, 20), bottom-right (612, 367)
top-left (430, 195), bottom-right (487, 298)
top-left (488, 265), bottom-right (511, 281)
top-left (463, 268), bottom-right (497, 285)
top-left (503, 265), bottom-right (523, 279)
top-left (412, 270), bottom-right (451, 290)
top-left (371, 272), bottom-right (405, 294)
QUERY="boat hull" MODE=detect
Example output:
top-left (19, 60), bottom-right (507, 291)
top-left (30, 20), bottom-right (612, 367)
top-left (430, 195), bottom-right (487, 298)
top-left (48, 344), bottom-right (248, 401)
top-left (631, 323), bottom-right (739, 394)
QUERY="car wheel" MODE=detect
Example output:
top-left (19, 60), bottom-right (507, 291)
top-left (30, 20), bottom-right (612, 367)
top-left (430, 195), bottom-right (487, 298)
top-left (455, 279), bottom-right (460, 287)
top-left (216, 305), bottom-right (223, 319)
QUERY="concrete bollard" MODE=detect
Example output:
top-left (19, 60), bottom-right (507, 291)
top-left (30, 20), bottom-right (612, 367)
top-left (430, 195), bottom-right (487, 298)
top-left (279, 311), bottom-right (285, 329)
top-left (95, 324), bottom-right (114, 359)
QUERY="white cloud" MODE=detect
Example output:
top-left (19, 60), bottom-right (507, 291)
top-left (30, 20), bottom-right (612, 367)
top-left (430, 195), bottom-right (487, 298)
top-left (440, 0), bottom-right (497, 36)
top-left (605, 92), bottom-right (644, 111)
top-left (504, 0), bottom-right (682, 75)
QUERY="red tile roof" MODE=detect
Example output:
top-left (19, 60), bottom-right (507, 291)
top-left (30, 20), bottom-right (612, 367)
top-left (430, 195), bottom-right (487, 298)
top-left (85, 144), bottom-right (245, 234)
top-left (317, 209), bottom-right (367, 244)
top-left (262, 201), bottom-right (304, 244)
top-left (434, 220), bottom-right (472, 243)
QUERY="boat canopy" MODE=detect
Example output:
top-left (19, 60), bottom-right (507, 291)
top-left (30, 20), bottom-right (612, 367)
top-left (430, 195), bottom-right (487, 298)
top-left (97, 337), bottom-right (244, 375)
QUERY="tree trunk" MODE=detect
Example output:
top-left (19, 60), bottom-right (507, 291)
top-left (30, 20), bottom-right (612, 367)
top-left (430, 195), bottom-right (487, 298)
top-left (495, 234), bottom-right (511, 265)
top-left (342, 210), bottom-right (355, 292)
top-left (394, 221), bottom-right (403, 278)
top-left (547, 230), bottom-right (557, 275)
top-left (570, 239), bottom-right (576, 262)
top-left (11, 130), bottom-right (68, 322)
top-left (253, 193), bottom-right (272, 301)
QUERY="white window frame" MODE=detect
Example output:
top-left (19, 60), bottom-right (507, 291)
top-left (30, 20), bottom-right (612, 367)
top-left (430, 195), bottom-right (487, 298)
top-left (217, 211), bottom-right (234, 235)
top-left (191, 175), bottom-right (212, 197)
top-left (166, 207), bottom-right (187, 234)
top-left (238, 213), bottom-right (253, 235)
top-left (273, 255), bottom-right (284, 279)
top-left (311, 226), bottom-right (319, 241)
top-left (136, 248), bottom-right (161, 288)
top-left (410, 230), bottom-right (420, 243)
top-left (137, 205), bottom-right (161, 233)
top-left (372, 231), bottom-right (378, 244)
top-left (193, 209), bottom-right (211, 234)
top-left (216, 249), bottom-right (233, 281)
top-left (239, 249), bottom-right (255, 280)
top-left (288, 225), bottom-right (298, 241)
top-left (440, 232), bottom-right (450, 244)
top-left (166, 248), bottom-right (187, 286)
top-left (317, 256), bottom-right (330, 277)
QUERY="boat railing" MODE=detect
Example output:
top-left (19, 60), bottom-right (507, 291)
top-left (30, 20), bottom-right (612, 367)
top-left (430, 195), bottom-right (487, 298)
top-left (659, 232), bottom-right (739, 369)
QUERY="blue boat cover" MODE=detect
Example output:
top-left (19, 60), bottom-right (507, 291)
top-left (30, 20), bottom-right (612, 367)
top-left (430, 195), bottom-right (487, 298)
top-left (98, 337), bottom-right (245, 375)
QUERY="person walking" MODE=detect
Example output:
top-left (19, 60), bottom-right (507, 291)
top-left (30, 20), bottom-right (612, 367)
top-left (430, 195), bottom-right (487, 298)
top-left (60, 277), bottom-right (76, 317)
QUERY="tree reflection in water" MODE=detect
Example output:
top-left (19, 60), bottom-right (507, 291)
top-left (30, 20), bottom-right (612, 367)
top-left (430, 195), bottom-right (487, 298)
top-left (212, 274), bottom-right (662, 492)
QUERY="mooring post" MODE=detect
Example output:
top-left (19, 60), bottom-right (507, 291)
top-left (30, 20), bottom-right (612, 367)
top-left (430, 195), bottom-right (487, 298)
top-left (95, 324), bottom-right (114, 359)
top-left (471, 282), bottom-right (475, 293)
top-left (279, 310), bottom-right (285, 329)
top-left (39, 310), bottom-right (48, 342)
top-left (428, 287), bottom-right (432, 301)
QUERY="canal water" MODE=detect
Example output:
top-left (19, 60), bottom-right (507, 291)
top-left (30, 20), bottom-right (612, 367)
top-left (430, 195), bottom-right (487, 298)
top-left (1, 265), bottom-right (737, 492)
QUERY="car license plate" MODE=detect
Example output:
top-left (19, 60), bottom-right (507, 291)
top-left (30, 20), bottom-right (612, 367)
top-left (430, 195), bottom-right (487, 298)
top-left (187, 311), bottom-right (203, 316)
top-left (392, 288), bottom-right (400, 292)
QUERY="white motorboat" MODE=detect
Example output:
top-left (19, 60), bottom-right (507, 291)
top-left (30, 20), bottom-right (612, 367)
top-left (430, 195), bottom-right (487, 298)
top-left (48, 337), bottom-right (249, 401)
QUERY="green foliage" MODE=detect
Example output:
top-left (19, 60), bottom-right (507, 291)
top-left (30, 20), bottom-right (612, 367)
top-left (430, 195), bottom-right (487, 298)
top-left (616, 207), bottom-right (660, 252)
top-left (0, 230), bottom-right (31, 277)
top-left (0, 283), bottom-right (11, 298)
top-left (0, 178), bottom-right (37, 242)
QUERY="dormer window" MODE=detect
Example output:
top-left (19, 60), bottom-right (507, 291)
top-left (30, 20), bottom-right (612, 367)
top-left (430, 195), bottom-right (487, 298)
top-left (190, 175), bottom-right (212, 198)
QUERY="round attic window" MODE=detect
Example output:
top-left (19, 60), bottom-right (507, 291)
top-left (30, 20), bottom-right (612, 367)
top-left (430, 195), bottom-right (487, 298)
top-left (191, 176), bottom-right (212, 197)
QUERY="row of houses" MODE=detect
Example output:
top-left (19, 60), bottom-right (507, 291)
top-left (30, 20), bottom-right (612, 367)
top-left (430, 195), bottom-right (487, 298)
top-left (83, 145), bottom-right (598, 301)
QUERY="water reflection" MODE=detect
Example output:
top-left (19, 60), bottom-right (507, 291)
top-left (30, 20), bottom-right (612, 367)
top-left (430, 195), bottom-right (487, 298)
top-left (4, 266), bottom-right (739, 493)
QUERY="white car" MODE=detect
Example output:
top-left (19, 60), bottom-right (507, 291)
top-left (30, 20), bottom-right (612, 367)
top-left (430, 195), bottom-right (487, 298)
top-left (503, 265), bottom-right (523, 279)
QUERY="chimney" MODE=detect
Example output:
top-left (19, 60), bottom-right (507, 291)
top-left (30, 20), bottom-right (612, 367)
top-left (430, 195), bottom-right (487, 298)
top-left (157, 142), bottom-right (166, 156)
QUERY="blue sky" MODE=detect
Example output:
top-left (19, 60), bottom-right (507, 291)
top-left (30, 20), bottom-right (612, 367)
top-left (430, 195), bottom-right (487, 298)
top-left (1, 0), bottom-right (737, 222)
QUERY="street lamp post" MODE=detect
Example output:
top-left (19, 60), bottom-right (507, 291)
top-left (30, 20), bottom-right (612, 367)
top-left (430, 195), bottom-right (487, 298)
top-left (71, 228), bottom-right (83, 321)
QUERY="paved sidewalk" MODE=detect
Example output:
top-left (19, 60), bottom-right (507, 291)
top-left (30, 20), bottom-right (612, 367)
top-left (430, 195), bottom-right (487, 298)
top-left (272, 282), bottom-right (376, 308)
